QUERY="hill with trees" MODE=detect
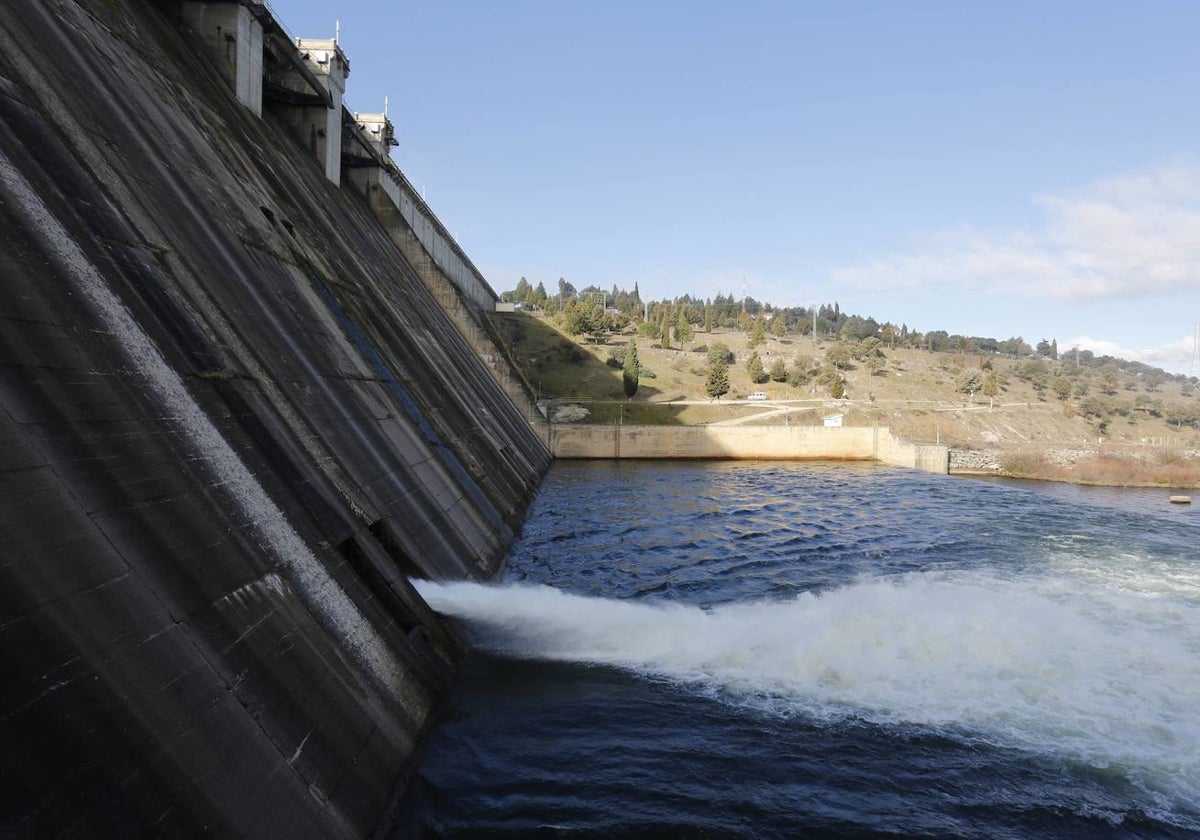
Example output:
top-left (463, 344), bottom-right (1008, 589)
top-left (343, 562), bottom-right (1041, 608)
top-left (492, 280), bottom-right (1200, 485)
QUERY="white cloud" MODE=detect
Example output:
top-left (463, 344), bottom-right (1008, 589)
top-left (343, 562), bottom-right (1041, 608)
top-left (831, 163), bottom-right (1200, 302)
top-left (1064, 334), bottom-right (1196, 376)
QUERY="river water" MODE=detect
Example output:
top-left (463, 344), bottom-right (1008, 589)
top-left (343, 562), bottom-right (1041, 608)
top-left (409, 462), bottom-right (1200, 838)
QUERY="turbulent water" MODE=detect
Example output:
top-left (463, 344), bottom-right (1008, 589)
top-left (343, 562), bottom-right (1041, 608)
top-left (407, 462), bottom-right (1200, 838)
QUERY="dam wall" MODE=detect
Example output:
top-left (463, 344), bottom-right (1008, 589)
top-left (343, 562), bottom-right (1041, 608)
top-left (549, 424), bottom-right (950, 473)
top-left (0, 0), bottom-right (549, 837)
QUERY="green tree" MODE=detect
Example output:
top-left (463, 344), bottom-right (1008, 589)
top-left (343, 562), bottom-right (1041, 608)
top-left (560, 299), bottom-right (586, 337)
top-left (982, 370), bottom-right (1000, 398)
top-left (746, 351), bottom-right (768, 384)
top-left (561, 299), bottom-right (606, 342)
top-left (705, 359), bottom-right (730, 399)
top-left (505, 276), bottom-right (531, 303)
top-left (704, 301), bottom-right (713, 333)
top-left (959, 370), bottom-right (984, 395)
top-left (660, 311), bottom-right (671, 349)
top-left (707, 342), bottom-right (734, 366)
top-left (748, 314), bottom-right (767, 348)
top-left (770, 314), bottom-right (787, 340)
top-left (826, 342), bottom-right (854, 370)
top-left (854, 336), bottom-right (883, 360)
top-left (1099, 365), bottom-right (1120, 395)
top-left (622, 339), bottom-right (640, 399)
top-left (769, 358), bottom-right (789, 382)
top-left (816, 365), bottom-right (842, 394)
top-left (675, 310), bottom-right (695, 349)
top-left (1052, 376), bottom-right (1073, 402)
top-left (788, 355), bottom-right (815, 388)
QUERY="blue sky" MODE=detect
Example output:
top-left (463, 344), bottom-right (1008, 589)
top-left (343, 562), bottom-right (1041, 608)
top-left (269, 1), bottom-right (1200, 373)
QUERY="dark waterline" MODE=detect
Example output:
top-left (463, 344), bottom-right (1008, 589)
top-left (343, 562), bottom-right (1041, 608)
top-left (406, 462), bottom-right (1200, 838)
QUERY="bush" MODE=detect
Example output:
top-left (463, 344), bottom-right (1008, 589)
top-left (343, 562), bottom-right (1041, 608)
top-left (1001, 450), bottom-right (1052, 478)
top-left (707, 343), bottom-right (735, 366)
top-left (787, 367), bottom-right (811, 388)
top-left (636, 321), bottom-right (661, 339)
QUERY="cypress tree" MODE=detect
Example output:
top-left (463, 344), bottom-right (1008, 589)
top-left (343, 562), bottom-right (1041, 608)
top-left (623, 339), bottom-right (640, 399)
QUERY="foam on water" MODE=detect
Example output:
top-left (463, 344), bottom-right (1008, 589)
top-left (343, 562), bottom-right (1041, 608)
top-left (417, 569), bottom-right (1200, 815)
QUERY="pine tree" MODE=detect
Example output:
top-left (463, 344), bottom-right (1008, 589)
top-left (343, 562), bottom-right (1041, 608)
top-left (771, 314), bottom-right (787, 340)
top-left (748, 314), bottom-right (767, 348)
top-left (623, 339), bottom-right (640, 399)
top-left (705, 360), bottom-right (730, 400)
top-left (675, 310), bottom-right (694, 348)
top-left (660, 311), bottom-right (671, 349)
top-left (704, 300), bottom-right (713, 333)
top-left (746, 351), bottom-right (768, 384)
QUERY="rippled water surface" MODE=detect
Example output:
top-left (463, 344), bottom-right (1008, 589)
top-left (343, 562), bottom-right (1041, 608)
top-left (407, 462), bottom-right (1200, 838)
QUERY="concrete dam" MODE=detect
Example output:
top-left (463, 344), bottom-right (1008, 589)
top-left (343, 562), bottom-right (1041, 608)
top-left (0, 1), bottom-right (951, 836)
top-left (0, 0), bottom-right (551, 835)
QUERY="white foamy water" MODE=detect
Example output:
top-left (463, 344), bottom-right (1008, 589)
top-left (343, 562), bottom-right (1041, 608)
top-left (416, 569), bottom-right (1200, 810)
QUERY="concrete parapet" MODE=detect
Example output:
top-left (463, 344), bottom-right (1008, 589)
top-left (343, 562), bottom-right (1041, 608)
top-left (180, 0), bottom-right (263, 115)
top-left (549, 424), bottom-right (949, 473)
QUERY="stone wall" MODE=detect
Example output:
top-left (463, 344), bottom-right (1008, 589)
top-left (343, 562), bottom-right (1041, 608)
top-left (949, 449), bottom-right (1003, 473)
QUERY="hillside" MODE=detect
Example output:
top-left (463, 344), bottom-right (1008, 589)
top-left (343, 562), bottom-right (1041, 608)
top-left (492, 310), bottom-right (1200, 485)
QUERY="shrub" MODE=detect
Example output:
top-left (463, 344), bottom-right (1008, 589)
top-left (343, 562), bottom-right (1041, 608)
top-left (1000, 450), bottom-right (1052, 478)
top-left (769, 358), bottom-right (789, 382)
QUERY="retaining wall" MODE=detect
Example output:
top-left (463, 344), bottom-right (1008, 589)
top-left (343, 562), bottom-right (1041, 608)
top-left (549, 424), bottom-right (949, 473)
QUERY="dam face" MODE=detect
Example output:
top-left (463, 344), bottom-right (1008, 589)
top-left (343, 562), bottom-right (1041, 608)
top-left (0, 0), bottom-right (549, 836)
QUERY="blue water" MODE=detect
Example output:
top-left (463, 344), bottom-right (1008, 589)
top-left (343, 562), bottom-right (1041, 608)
top-left (408, 462), bottom-right (1200, 838)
